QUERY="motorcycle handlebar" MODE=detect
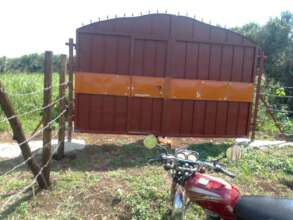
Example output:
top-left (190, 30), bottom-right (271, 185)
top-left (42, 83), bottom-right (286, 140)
top-left (214, 164), bottom-right (235, 178)
top-left (149, 154), bottom-right (235, 178)
top-left (148, 156), bottom-right (162, 164)
top-left (221, 169), bottom-right (236, 178)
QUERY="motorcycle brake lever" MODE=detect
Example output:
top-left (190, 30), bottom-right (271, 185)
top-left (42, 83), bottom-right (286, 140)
top-left (213, 163), bottom-right (235, 178)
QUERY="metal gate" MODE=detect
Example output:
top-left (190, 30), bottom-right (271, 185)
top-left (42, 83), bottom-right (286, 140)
top-left (74, 14), bottom-right (260, 138)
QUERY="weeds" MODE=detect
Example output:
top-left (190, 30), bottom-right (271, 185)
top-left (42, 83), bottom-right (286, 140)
top-left (0, 72), bottom-right (61, 133)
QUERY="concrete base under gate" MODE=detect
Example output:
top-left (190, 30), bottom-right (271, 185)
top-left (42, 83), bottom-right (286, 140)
top-left (0, 139), bottom-right (86, 159)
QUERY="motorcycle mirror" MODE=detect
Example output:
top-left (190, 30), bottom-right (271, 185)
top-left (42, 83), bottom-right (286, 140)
top-left (143, 135), bottom-right (158, 149)
top-left (226, 144), bottom-right (242, 161)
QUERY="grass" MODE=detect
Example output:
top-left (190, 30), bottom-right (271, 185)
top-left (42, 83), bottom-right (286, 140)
top-left (0, 135), bottom-right (292, 219)
top-left (0, 72), bottom-right (61, 134)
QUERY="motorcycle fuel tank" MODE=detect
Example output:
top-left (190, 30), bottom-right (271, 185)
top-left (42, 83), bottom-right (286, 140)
top-left (185, 172), bottom-right (240, 219)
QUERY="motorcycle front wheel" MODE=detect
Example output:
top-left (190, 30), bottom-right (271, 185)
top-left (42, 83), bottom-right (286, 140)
top-left (170, 182), bottom-right (188, 220)
top-left (170, 182), bottom-right (221, 220)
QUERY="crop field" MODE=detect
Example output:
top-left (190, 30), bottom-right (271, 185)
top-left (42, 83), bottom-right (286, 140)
top-left (0, 73), bottom-right (292, 219)
top-left (0, 73), bottom-right (60, 134)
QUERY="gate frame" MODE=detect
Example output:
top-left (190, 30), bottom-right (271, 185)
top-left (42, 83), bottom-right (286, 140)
top-left (72, 14), bottom-right (264, 139)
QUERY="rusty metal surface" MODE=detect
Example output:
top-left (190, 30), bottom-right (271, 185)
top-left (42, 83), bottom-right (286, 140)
top-left (75, 72), bottom-right (254, 102)
top-left (75, 14), bottom-right (258, 137)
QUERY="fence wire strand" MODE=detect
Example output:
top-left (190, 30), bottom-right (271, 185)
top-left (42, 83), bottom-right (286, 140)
top-left (15, 109), bottom-right (67, 148)
top-left (260, 93), bottom-right (293, 98)
top-left (263, 85), bottom-right (293, 90)
top-left (0, 127), bottom-right (67, 212)
top-left (0, 110), bottom-right (67, 178)
top-left (0, 96), bottom-right (67, 124)
top-left (0, 81), bottom-right (69, 97)
top-left (0, 150), bottom-right (39, 177)
top-left (0, 127), bottom-right (66, 177)
top-left (265, 108), bottom-right (293, 114)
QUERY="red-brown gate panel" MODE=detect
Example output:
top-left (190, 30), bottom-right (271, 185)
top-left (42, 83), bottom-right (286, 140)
top-left (75, 14), bottom-right (257, 138)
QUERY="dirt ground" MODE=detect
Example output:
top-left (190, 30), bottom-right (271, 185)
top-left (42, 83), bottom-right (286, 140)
top-left (0, 132), bottom-right (292, 219)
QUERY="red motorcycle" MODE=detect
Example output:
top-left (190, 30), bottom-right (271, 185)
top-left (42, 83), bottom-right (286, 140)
top-left (143, 135), bottom-right (293, 220)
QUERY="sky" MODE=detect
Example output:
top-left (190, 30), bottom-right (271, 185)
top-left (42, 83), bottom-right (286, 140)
top-left (0, 0), bottom-right (292, 58)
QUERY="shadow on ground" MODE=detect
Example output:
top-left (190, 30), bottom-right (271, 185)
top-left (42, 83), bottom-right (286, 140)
top-left (52, 140), bottom-right (160, 172)
top-left (0, 140), bottom-right (231, 174)
top-left (188, 142), bottom-right (231, 160)
top-left (0, 139), bottom-right (159, 174)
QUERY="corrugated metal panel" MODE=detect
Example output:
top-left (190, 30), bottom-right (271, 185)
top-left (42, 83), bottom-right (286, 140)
top-left (75, 14), bottom-right (257, 138)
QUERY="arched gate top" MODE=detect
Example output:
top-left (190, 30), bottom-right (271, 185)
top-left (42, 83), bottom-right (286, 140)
top-left (77, 14), bottom-right (256, 47)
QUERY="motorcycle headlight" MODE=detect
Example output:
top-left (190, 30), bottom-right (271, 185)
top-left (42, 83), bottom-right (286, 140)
top-left (187, 154), bottom-right (197, 161)
top-left (175, 149), bottom-right (199, 161)
top-left (176, 152), bottom-right (186, 160)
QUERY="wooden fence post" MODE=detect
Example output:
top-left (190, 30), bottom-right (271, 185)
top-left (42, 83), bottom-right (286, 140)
top-left (56, 55), bottom-right (67, 160)
top-left (0, 82), bottom-right (48, 188)
top-left (260, 95), bottom-right (285, 136)
top-left (67, 38), bottom-right (74, 142)
top-left (251, 51), bottom-right (265, 141)
top-left (42, 51), bottom-right (53, 186)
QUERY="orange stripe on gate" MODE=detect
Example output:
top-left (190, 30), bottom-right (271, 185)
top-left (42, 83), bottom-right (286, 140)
top-left (75, 72), bottom-right (254, 102)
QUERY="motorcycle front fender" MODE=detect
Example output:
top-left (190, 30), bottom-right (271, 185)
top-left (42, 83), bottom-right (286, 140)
top-left (170, 182), bottom-right (188, 220)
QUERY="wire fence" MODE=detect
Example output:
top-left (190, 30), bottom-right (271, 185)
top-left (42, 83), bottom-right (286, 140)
top-left (0, 52), bottom-right (73, 216)
top-left (0, 109), bottom-right (67, 178)
top-left (0, 81), bottom-right (69, 97)
top-left (257, 87), bottom-right (293, 138)
top-left (263, 85), bottom-right (293, 90)
top-left (0, 84), bottom-right (68, 212)
top-left (0, 126), bottom-right (67, 213)
top-left (265, 108), bottom-right (293, 114)
top-left (260, 93), bottom-right (293, 98)
top-left (0, 95), bottom-right (67, 124)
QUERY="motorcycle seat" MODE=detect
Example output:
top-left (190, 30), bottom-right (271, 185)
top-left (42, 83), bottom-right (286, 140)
top-left (234, 196), bottom-right (293, 220)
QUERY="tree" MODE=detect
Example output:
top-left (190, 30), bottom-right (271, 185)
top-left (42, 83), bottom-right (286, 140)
top-left (4, 54), bottom-right (61, 73)
top-left (233, 11), bottom-right (293, 119)
top-left (233, 13), bottom-right (293, 82)
top-left (0, 56), bottom-right (7, 73)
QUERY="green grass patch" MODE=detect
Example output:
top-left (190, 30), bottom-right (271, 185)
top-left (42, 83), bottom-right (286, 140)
top-left (0, 72), bottom-right (62, 133)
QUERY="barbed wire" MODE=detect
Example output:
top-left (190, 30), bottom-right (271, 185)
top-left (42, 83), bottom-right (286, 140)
top-left (0, 151), bottom-right (39, 178)
top-left (0, 110), bottom-right (66, 179)
top-left (0, 122), bottom-right (66, 177)
top-left (255, 116), bottom-right (293, 138)
top-left (262, 85), bottom-right (293, 90)
top-left (0, 81), bottom-right (69, 97)
top-left (0, 96), bottom-right (67, 124)
top-left (0, 127), bottom-right (67, 212)
top-left (262, 107), bottom-right (293, 114)
top-left (14, 109), bottom-right (67, 148)
top-left (260, 93), bottom-right (293, 98)
top-left (0, 75), bottom-right (71, 212)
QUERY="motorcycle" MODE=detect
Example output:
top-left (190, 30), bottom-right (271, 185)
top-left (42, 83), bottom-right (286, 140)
top-left (143, 135), bottom-right (293, 220)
